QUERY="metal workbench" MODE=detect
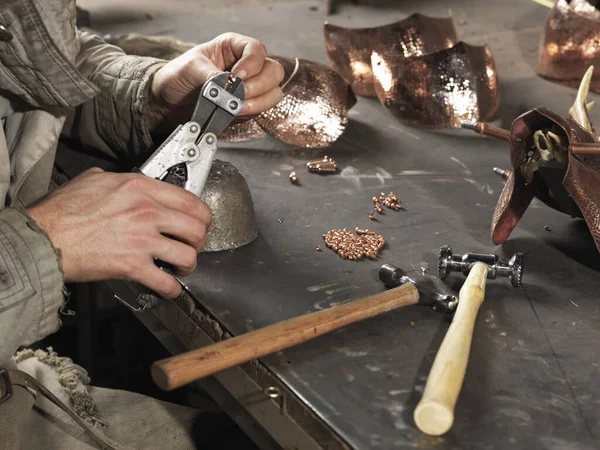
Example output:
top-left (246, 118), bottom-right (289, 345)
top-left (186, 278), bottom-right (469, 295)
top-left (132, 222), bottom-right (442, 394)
top-left (75, 1), bottom-right (600, 449)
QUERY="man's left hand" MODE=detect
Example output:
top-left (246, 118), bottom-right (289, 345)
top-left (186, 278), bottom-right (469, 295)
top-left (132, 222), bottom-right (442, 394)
top-left (148, 33), bottom-right (285, 133)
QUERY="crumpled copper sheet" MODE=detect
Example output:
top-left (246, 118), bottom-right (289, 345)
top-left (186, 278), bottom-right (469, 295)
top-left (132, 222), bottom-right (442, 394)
top-left (324, 13), bottom-right (458, 97)
top-left (221, 56), bottom-right (356, 148)
top-left (492, 107), bottom-right (600, 252)
top-left (538, 0), bottom-right (600, 93)
top-left (372, 42), bottom-right (500, 128)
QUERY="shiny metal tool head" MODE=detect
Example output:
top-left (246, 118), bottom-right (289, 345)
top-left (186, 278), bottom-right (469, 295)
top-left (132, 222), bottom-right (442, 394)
top-left (379, 263), bottom-right (458, 312)
top-left (437, 245), bottom-right (524, 288)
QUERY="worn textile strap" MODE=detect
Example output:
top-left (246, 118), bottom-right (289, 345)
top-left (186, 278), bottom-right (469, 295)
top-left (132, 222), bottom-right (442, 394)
top-left (3, 369), bottom-right (132, 450)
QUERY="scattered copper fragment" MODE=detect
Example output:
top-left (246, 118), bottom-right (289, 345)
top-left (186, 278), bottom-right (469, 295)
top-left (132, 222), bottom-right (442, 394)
top-left (369, 211), bottom-right (376, 220)
top-left (322, 228), bottom-right (386, 260)
top-left (372, 41), bottom-right (500, 128)
top-left (538, 0), bottom-right (600, 93)
top-left (324, 13), bottom-right (458, 97)
top-left (289, 171), bottom-right (298, 184)
top-left (307, 156), bottom-right (338, 173)
top-left (316, 245), bottom-right (323, 251)
top-left (544, 225), bottom-right (552, 231)
top-left (409, 321), bottom-right (416, 327)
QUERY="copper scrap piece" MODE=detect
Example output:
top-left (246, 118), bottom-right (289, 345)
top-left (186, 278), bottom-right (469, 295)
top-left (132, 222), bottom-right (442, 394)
top-left (307, 156), bottom-right (338, 173)
top-left (372, 41), bottom-right (500, 128)
top-left (369, 211), bottom-right (376, 220)
top-left (538, 0), bottom-right (600, 93)
top-left (324, 13), bottom-right (458, 97)
top-left (491, 107), bottom-right (600, 252)
top-left (289, 171), bottom-right (298, 184)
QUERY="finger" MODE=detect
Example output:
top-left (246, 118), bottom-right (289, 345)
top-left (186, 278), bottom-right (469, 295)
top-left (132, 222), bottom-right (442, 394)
top-left (240, 87), bottom-right (283, 116)
top-left (243, 58), bottom-right (285, 99)
top-left (135, 263), bottom-right (182, 299)
top-left (133, 175), bottom-right (212, 225)
top-left (226, 35), bottom-right (268, 80)
top-left (157, 209), bottom-right (208, 252)
top-left (153, 237), bottom-right (199, 277)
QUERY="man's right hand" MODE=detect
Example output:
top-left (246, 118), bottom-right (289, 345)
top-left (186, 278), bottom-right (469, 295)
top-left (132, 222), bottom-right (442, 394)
top-left (27, 168), bottom-right (211, 299)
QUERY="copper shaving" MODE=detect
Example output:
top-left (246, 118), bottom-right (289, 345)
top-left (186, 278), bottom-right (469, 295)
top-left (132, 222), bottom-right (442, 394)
top-left (322, 228), bottom-right (385, 260)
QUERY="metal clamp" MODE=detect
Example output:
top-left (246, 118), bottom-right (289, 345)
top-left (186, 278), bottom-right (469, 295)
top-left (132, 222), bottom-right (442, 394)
top-left (0, 368), bottom-right (13, 406)
top-left (264, 386), bottom-right (287, 416)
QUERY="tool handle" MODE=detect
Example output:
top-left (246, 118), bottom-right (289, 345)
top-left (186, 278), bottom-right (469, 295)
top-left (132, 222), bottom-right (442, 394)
top-left (151, 283), bottom-right (420, 391)
top-left (414, 262), bottom-right (488, 436)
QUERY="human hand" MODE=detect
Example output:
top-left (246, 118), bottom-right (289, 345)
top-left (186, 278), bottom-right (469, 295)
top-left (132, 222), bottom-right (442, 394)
top-left (27, 168), bottom-right (211, 299)
top-left (148, 33), bottom-right (285, 133)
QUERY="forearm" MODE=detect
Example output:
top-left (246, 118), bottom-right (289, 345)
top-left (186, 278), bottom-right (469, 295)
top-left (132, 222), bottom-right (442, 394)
top-left (62, 30), bottom-right (167, 163)
top-left (0, 208), bottom-right (64, 366)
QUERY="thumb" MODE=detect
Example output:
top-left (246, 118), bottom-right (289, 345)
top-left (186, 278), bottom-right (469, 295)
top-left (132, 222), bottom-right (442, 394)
top-left (228, 38), bottom-right (268, 80)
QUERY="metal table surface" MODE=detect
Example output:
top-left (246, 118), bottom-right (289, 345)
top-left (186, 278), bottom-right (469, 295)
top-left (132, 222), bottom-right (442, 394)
top-left (88, 1), bottom-right (600, 449)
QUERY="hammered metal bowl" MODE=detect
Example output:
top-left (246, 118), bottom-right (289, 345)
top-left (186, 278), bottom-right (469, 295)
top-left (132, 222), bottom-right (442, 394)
top-left (221, 56), bottom-right (356, 148)
top-left (372, 41), bottom-right (500, 128)
top-left (324, 13), bottom-right (458, 97)
top-left (538, 0), bottom-right (600, 92)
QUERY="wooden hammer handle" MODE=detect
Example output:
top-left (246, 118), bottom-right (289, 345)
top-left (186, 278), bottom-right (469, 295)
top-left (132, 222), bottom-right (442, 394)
top-left (414, 262), bottom-right (489, 436)
top-left (151, 283), bottom-right (419, 391)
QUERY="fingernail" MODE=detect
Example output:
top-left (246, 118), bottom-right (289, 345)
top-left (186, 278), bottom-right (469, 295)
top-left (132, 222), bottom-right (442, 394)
top-left (235, 70), bottom-right (248, 80)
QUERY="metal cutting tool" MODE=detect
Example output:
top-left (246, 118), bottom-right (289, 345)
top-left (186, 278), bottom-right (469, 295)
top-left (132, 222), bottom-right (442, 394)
top-left (115, 72), bottom-right (245, 312)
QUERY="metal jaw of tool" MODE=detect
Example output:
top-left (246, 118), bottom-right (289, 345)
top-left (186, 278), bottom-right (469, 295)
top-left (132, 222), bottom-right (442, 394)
top-left (115, 72), bottom-right (245, 312)
top-left (437, 245), bottom-right (523, 288)
top-left (379, 264), bottom-right (458, 312)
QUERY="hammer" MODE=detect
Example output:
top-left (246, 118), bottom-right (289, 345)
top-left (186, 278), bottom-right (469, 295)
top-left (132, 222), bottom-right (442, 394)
top-left (413, 245), bottom-right (523, 436)
top-left (151, 264), bottom-right (461, 391)
top-left (151, 282), bottom-right (420, 391)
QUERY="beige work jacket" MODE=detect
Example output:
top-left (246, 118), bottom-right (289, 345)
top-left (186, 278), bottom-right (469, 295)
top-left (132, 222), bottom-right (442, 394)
top-left (0, 1), bottom-right (175, 448)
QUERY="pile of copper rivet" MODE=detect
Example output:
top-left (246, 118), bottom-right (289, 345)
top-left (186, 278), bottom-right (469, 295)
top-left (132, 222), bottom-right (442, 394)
top-left (372, 191), bottom-right (402, 214)
top-left (322, 227), bottom-right (385, 260)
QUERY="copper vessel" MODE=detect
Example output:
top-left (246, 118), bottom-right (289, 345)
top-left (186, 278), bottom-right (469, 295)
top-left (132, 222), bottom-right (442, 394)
top-left (372, 41), bottom-right (500, 128)
top-left (324, 13), bottom-right (458, 97)
top-left (538, 0), bottom-right (600, 92)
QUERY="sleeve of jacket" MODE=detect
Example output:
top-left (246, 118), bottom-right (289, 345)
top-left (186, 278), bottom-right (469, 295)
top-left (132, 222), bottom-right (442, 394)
top-left (62, 30), bottom-right (168, 162)
top-left (0, 208), bottom-right (64, 366)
